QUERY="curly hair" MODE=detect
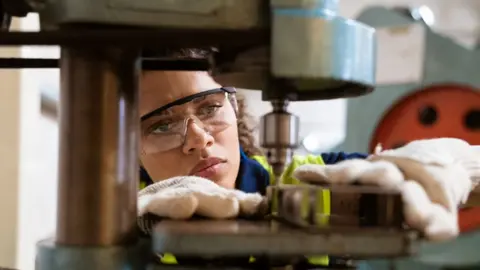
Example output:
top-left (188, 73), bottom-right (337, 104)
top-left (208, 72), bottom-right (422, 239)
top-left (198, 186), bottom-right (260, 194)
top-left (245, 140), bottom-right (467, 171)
top-left (143, 48), bottom-right (263, 157)
top-left (235, 94), bottom-right (264, 156)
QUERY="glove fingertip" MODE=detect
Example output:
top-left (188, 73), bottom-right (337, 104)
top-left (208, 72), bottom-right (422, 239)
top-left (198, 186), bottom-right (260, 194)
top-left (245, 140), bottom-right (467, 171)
top-left (402, 181), bottom-right (433, 229)
top-left (196, 194), bottom-right (240, 219)
top-left (138, 194), bottom-right (153, 216)
top-left (212, 196), bottom-right (240, 219)
top-left (293, 164), bottom-right (329, 183)
top-left (357, 161), bottom-right (404, 189)
top-left (326, 159), bottom-right (372, 184)
top-left (223, 198), bottom-right (241, 218)
top-left (146, 193), bottom-right (198, 219)
top-left (423, 205), bottom-right (459, 242)
top-left (168, 195), bottom-right (199, 219)
top-left (239, 193), bottom-right (265, 216)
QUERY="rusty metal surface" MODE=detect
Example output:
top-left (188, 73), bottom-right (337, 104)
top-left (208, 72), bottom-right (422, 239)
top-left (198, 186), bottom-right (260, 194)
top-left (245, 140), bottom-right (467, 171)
top-left (55, 47), bottom-right (139, 245)
top-left (152, 220), bottom-right (418, 258)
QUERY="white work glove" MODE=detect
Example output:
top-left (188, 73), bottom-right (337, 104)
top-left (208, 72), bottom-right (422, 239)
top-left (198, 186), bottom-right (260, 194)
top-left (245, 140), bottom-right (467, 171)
top-left (293, 138), bottom-right (480, 241)
top-left (137, 176), bottom-right (264, 234)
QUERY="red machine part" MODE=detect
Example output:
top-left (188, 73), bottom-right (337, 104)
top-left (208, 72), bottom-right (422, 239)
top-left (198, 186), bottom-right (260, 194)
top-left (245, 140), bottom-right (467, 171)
top-left (459, 207), bottom-right (480, 232)
top-left (369, 83), bottom-right (480, 233)
top-left (369, 84), bottom-right (479, 151)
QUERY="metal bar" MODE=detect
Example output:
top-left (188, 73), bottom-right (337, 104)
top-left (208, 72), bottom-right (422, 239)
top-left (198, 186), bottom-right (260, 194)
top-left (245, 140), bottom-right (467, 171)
top-left (0, 57), bottom-right (57, 68)
top-left (415, 230), bottom-right (480, 267)
top-left (152, 220), bottom-right (418, 258)
top-left (55, 47), bottom-right (140, 246)
top-left (0, 29), bottom-right (268, 47)
top-left (0, 57), bottom-right (211, 70)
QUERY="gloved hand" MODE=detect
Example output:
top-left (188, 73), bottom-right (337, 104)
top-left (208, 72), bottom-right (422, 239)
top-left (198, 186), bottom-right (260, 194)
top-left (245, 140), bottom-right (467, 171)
top-left (293, 138), bottom-right (480, 241)
top-left (137, 176), bottom-right (264, 233)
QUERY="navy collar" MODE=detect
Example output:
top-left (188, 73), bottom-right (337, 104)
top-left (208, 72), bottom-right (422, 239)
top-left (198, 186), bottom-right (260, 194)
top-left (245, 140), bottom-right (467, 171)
top-left (235, 149), bottom-right (270, 195)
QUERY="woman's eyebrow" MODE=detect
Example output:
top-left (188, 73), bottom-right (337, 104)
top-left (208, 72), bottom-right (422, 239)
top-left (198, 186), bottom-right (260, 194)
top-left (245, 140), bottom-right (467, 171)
top-left (156, 108), bottom-right (174, 116)
top-left (141, 107), bottom-right (174, 121)
top-left (192, 95), bottom-right (207, 104)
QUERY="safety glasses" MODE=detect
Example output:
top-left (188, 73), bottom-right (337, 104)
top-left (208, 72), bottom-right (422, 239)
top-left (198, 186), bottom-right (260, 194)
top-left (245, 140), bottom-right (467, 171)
top-left (141, 87), bottom-right (237, 154)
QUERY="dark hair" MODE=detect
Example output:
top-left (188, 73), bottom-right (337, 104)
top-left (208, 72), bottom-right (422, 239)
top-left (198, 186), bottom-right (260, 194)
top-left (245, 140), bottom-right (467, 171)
top-left (143, 48), bottom-right (264, 157)
top-left (143, 48), bottom-right (212, 59)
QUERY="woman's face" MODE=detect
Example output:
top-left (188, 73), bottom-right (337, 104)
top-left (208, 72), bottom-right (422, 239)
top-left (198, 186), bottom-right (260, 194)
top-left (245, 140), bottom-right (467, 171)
top-left (139, 71), bottom-right (240, 189)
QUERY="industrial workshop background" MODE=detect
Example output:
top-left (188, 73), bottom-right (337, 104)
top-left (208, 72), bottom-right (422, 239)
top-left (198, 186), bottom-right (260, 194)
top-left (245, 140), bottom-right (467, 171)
top-left (0, 0), bottom-right (478, 270)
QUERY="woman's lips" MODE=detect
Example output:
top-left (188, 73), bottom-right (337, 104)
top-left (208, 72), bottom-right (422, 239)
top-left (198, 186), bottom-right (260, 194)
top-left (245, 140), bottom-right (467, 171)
top-left (190, 157), bottom-right (226, 178)
top-left (193, 162), bottom-right (226, 178)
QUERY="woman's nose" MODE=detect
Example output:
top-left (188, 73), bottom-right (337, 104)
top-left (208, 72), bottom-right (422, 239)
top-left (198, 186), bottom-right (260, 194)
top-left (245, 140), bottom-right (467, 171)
top-left (182, 120), bottom-right (214, 154)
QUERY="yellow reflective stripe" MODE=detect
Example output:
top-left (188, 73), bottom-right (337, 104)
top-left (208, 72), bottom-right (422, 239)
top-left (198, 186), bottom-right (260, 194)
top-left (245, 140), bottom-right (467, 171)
top-left (252, 154), bottom-right (330, 266)
top-left (160, 254), bottom-right (256, 265)
top-left (160, 254), bottom-right (327, 266)
top-left (308, 256), bottom-right (329, 266)
top-left (160, 253), bottom-right (178, 264)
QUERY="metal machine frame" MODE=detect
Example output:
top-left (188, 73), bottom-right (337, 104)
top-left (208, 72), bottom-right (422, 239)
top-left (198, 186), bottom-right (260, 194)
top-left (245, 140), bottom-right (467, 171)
top-left (0, 1), bottom-right (479, 270)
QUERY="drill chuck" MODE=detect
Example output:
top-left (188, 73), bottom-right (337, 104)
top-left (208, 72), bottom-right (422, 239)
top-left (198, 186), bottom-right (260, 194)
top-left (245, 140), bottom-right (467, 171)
top-left (260, 100), bottom-right (300, 178)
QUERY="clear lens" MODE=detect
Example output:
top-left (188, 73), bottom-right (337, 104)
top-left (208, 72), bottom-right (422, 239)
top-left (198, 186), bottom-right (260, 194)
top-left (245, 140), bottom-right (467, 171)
top-left (141, 92), bottom-right (237, 154)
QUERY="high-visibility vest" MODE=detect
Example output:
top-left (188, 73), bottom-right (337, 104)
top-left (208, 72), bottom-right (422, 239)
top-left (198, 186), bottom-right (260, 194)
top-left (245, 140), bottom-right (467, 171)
top-left (251, 155), bottom-right (330, 266)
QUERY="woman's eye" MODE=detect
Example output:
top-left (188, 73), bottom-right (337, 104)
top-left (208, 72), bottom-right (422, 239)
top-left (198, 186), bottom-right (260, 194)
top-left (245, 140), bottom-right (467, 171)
top-left (200, 105), bottom-right (221, 116)
top-left (150, 121), bottom-right (171, 134)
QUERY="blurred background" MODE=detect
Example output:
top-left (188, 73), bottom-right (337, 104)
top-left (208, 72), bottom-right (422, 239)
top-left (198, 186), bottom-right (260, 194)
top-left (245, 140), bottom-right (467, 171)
top-left (0, 0), bottom-right (478, 269)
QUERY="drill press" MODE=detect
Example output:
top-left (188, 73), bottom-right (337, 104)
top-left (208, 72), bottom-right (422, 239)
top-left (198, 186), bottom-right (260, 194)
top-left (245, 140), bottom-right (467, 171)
top-left (260, 0), bottom-right (375, 178)
top-left (0, 0), bottom-right (377, 269)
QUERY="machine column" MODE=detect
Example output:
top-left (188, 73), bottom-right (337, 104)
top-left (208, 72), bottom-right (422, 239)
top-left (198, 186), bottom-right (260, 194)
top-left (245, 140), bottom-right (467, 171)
top-left (56, 47), bottom-right (140, 246)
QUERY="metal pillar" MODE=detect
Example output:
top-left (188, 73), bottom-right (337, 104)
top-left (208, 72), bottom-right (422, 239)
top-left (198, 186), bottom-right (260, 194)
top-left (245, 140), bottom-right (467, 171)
top-left (55, 47), bottom-right (140, 246)
top-left (36, 47), bottom-right (146, 270)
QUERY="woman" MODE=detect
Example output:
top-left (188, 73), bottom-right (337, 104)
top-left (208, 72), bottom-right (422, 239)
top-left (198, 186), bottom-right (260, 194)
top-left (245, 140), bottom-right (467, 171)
top-left (137, 49), bottom-right (479, 267)
top-left (138, 49), bottom-right (365, 191)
